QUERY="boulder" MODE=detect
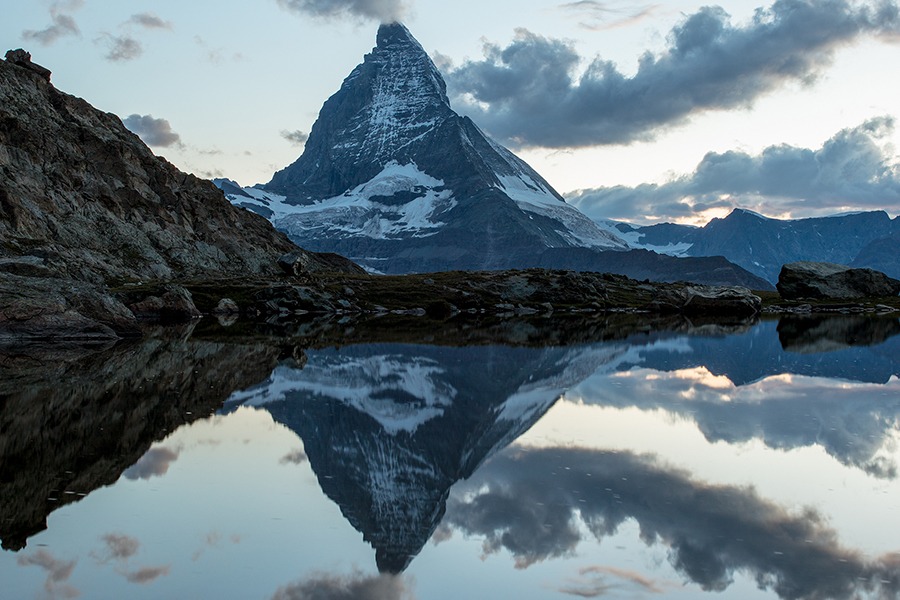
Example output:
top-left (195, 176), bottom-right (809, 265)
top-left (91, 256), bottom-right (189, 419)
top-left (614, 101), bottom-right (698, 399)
top-left (0, 274), bottom-right (138, 340)
top-left (127, 285), bottom-right (202, 322)
top-left (777, 262), bottom-right (900, 300)
top-left (681, 286), bottom-right (761, 317)
top-left (4, 49), bottom-right (51, 81)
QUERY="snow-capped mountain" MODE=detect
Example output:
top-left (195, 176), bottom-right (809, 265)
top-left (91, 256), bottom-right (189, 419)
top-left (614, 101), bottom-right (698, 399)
top-left (607, 209), bottom-right (900, 283)
top-left (217, 23), bottom-right (777, 288)
top-left (220, 23), bottom-right (628, 274)
top-left (224, 342), bottom-right (626, 573)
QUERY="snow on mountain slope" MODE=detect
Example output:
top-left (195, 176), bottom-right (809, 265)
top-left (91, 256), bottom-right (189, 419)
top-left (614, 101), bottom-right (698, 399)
top-left (217, 23), bottom-right (628, 272)
top-left (226, 350), bottom-right (457, 435)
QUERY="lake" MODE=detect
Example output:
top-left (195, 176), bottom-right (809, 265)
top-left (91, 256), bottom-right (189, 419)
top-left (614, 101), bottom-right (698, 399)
top-left (2, 315), bottom-right (900, 599)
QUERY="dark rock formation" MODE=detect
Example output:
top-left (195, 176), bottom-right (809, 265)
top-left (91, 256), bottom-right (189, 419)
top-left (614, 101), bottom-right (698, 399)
top-left (4, 49), bottom-right (51, 81)
top-left (777, 262), bottom-right (900, 300)
top-left (0, 54), bottom-right (358, 339)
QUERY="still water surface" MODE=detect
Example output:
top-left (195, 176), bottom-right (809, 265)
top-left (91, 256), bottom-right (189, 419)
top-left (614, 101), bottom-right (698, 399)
top-left (2, 316), bottom-right (900, 599)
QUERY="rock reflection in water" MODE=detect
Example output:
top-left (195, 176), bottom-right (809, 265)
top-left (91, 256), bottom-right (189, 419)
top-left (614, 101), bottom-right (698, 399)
top-left (0, 328), bottom-right (281, 551)
top-left (778, 315), bottom-right (900, 354)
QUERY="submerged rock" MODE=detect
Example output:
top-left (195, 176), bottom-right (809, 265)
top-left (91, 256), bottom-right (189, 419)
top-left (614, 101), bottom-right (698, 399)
top-left (777, 262), bottom-right (900, 300)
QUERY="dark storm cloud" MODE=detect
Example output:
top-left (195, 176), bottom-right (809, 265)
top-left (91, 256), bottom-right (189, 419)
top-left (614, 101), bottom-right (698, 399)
top-left (122, 115), bottom-right (183, 149)
top-left (97, 34), bottom-right (144, 61)
top-left (126, 13), bottom-right (174, 30)
top-left (568, 117), bottom-right (900, 222)
top-left (280, 130), bottom-right (310, 146)
top-left (122, 446), bottom-right (180, 479)
top-left (22, 0), bottom-right (83, 46)
top-left (276, 0), bottom-right (408, 23)
top-left (446, 447), bottom-right (900, 598)
top-left (447, 0), bottom-right (900, 149)
top-left (271, 571), bottom-right (415, 600)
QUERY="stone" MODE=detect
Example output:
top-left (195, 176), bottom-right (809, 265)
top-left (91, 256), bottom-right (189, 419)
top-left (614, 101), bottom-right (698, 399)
top-left (213, 298), bottom-right (240, 315)
top-left (127, 285), bottom-right (201, 322)
top-left (4, 49), bottom-right (51, 81)
top-left (777, 262), bottom-right (900, 300)
top-left (674, 286), bottom-right (762, 317)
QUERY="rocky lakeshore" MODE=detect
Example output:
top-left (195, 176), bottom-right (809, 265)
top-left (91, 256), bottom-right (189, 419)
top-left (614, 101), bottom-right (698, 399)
top-left (1, 51), bottom-right (897, 342)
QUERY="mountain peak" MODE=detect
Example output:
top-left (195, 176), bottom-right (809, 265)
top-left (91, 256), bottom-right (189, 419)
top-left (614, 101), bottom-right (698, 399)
top-left (376, 22), bottom-right (420, 50)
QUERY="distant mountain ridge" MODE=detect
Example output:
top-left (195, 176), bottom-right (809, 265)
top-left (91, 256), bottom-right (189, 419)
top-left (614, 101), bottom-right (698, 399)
top-left (219, 24), bottom-right (770, 289)
top-left (612, 209), bottom-right (900, 283)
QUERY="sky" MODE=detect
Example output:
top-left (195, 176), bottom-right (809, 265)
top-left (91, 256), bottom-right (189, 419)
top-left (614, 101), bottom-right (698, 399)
top-left (3, 0), bottom-right (900, 225)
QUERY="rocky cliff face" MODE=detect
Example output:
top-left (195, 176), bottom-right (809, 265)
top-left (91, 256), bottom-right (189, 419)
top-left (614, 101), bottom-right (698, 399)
top-left (224, 24), bottom-right (635, 274)
top-left (0, 52), bottom-right (359, 339)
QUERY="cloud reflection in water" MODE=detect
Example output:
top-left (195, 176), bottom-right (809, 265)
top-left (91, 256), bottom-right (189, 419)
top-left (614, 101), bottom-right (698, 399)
top-left (445, 448), bottom-right (900, 599)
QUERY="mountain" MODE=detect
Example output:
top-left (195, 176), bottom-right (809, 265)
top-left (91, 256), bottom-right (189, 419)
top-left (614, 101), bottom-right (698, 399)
top-left (0, 50), bottom-right (356, 339)
top-left (224, 342), bottom-right (619, 573)
top-left (219, 25), bottom-right (768, 288)
top-left (612, 209), bottom-right (900, 283)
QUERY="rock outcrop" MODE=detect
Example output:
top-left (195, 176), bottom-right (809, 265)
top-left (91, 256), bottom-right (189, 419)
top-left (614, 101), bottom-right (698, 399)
top-left (777, 262), bottom-right (900, 300)
top-left (0, 51), bottom-right (359, 339)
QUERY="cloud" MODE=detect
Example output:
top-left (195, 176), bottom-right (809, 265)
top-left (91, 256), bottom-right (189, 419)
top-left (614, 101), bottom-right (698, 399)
top-left (122, 115), bottom-right (183, 149)
top-left (280, 448), bottom-right (309, 464)
top-left (122, 446), bottom-right (181, 479)
top-left (559, 1), bottom-right (660, 31)
top-left (17, 550), bottom-right (79, 599)
top-left (97, 34), bottom-right (144, 61)
top-left (447, 0), bottom-right (900, 149)
top-left (446, 447), bottom-right (900, 598)
top-left (95, 533), bottom-right (140, 562)
top-left (276, 0), bottom-right (408, 23)
top-left (126, 13), bottom-right (174, 30)
top-left (559, 565), bottom-right (669, 597)
top-left (280, 130), bottom-right (310, 147)
top-left (271, 570), bottom-right (415, 600)
top-left (568, 117), bottom-right (900, 223)
top-left (124, 565), bottom-right (171, 584)
top-left (22, 0), bottom-right (83, 46)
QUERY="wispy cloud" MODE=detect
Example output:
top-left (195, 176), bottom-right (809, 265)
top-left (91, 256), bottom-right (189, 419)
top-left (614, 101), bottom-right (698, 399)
top-left (22, 0), bottom-right (84, 46)
top-left (568, 117), bottom-right (900, 223)
top-left (280, 130), bottom-right (310, 147)
top-left (17, 550), bottom-right (79, 599)
top-left (559, 1), bottom-right (660, 31)
top-left (126, 13), bottom-right (174, 30)
top-left (97, 34), bottom-right (143, 62)
top-left (448, 0), bottom-right (900, 149)
top-left (276, 0), bottom-right (409, 23)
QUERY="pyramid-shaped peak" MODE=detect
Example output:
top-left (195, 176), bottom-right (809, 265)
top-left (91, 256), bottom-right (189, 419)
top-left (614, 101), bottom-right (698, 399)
top-left (376, 22), bottom-right (421, 49)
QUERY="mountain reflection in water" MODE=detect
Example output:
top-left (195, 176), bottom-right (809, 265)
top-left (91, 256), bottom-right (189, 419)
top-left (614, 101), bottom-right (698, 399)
top-left (1, 314), bottom-right (899, 599)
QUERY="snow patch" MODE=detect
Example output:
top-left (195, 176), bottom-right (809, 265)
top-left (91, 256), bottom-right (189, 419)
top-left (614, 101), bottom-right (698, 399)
top-left (225, 352), bottom-right (457, 435)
